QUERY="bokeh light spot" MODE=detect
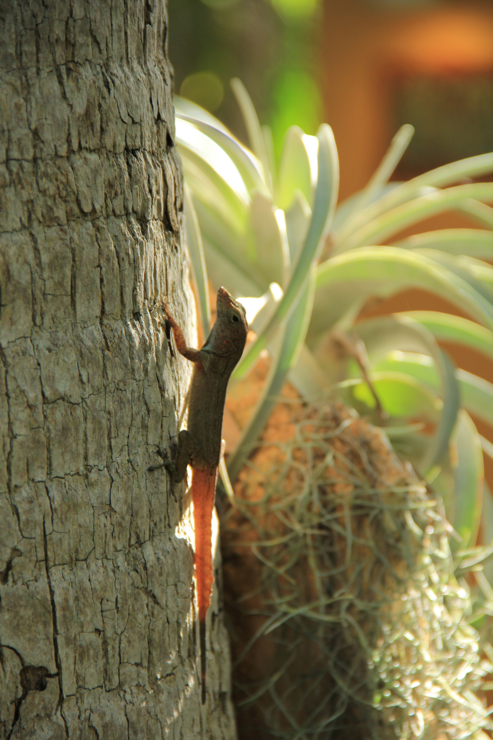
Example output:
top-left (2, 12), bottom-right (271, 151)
top-left (271, 0), bottom-right (319, 21)
top-left (180, 72), bottom-right (224, 112)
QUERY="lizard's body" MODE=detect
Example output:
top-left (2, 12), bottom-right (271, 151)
top-left (158, 287), bottom-right (248, 703)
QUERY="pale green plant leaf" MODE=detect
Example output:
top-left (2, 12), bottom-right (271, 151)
top-left (247, 193), bottom-right (290, 284)
top-left (335, 124), bottom-right (414, 230)
top-left (262, 124), bottom-right (277, 199)
top-left (312, 247), bottom-right (493, 338)
top-left (231, 77), bottom-right (273, 194)
top-left (193, 202), bottom-right (268, 293)
top-left (352, 316), bottom-right (460, 471)
top-left (449, 411), bottom-right (484, 549)
top-left (370, 353), bottom-right (493, 430)
top-left (201, 234), bottom-right (264, 298)
top-left (398, 311), bottom-right (493, 363)
top-left (343, 372), bottom-right (440, 421)
top-left (457, 369), bottom-right (493, 428)
top-left (285, 191), bottom-right (311, 263)
top-left (177, 110), bottom-right (268, 195)
top-left (234, 123), bottom-right (339, 378)
top-left (336, 183), bottom-right (493, 252)
top-left (480, 483), bottom-right (493, 586)
top-left (278, 126), bottom-right (315, 210)
top-left (456, 199), bottom-right (493, 229)
top-left (334, 152), bottom-right (493, 245)
top-left (394, 229), bottom-right (493, 258)
top-left (184, 188), bottom-right (210, 337)
top-left (289, 343), bottom-right (332, 399)
top-left (228, 267), bottom-right (317, 481)
top-left (414, 250), bottom-right (493, 303)
top-left (180, 149), bottom-right (248, 232)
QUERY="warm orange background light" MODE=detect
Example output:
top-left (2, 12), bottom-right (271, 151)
top-left (321, 1), bottom-right (493, 200)
top-left (387, 10), bottom-right (493, 74)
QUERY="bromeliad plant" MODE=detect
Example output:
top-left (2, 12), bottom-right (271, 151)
top-left (175, 82), bottom-right (493, 737)
top-left (176, 81), bottom-right (493, 559)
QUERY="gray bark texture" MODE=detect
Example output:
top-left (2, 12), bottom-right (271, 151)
top-left (0, 1), bottom-right (237, 738)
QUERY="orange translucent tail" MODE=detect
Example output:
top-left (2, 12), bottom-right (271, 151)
top-left (191, 467), bottom-right (217, 703)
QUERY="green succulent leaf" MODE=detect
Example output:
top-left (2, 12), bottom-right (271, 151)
top-left (449, 411), bottom-right (484, 549)
top-left (177, 110), bottom-right (268, 196)
top-left (336, 183), bottom-right (493, 252)
top-left (247, 193), bottom-right (290, 285)
top-left (179, 148), bottom-right (249, 233)
top-left (234, 123), bottom-right (339, 379)
top-left (228, 267), bottom-right (317, 482)
top-left (285, 192), bottom-right (311, 263)
top-left (394, 229), bottom-right (493, 259)
top-left (480, 483), bottom-right (493, 586)
top-left (370, 352), bottom-right (493, 430)
top-left (334, 152), bottom-right (493, 246)
top-left (404, 311), bottom-right (493, 362)
top-left (312, 247), bottom-right (493, 338)
top-left (457, 369), bottom-right (493, 429)
top-left (231, 78), bottom-right (274, 195)
top-left (343, 372), bottom-right (440, 421)
top-left (414, 249), bottom-right (493, 303)
top-left (184, 187), bottom-right (210, 337)
top-left (278, 126), bottom-right (316, 210)
top-left (335, 124), bottom-right (414, 231)
top-left (194, 202), bottom-right (268, 294)
top-left (352, 315), bottom-right (460, 472)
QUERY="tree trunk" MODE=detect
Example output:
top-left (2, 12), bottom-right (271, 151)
top-left (0, 2), bottom-right (236, 737)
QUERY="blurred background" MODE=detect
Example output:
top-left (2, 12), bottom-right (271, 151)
top-left (169, 0), bottom-right (493, 201)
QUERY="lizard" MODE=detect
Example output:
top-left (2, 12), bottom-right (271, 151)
top-left (153, 286), bottom-right (248, 704)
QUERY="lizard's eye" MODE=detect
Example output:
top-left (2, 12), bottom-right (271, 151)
top-left (231, 313), bottom-right (240, 323)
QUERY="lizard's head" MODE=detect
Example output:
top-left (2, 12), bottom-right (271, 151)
top-left (215, 286), bottom-right (249, 353)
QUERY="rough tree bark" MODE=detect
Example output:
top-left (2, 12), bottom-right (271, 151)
top-left (0, 1), bottom-right (236, 737)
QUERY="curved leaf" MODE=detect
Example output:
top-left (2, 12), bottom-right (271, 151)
top-left (233, 124), bottom-right (339, 379)
top-left (335, 124), bottom-right (414, 231)
top-left (194, 202), bottom-right (269, 293)
top-left (311, 247), bottom-right (493, 338)
top-left (336, 183), bottom-right (493, 252)
top-left (394, 229), bottom-right (493, 258)
top-left (184, 188), bottom-right (210, 338)
top-left (457, 369), bottom-right (493, 429)
top-left (456, 198), bottom-right (493, 229)
top-left (370, 352), bottom-right (493, 430)
top-left (289, 343), bottom-right (331, 399)
top-left (449, 411), bottom-right (484, 549)
top-left (414, 249), bottom-right (493, 303)
top-left (353, 315), bottom-right (460, 471)
top-left (278, 126), bottom-right (316, 210)
top-left (404, 311), bottom-right (493, 363)
top-left (202, 235), bottom-right (265, 298)
top-left (343, 372), bottom-right (440, 421)
top-left (335, 152), bottom-right (493, 245)
top-left (247, 193), bottom-right (290, 285)
top-left (261, 124), bottom-right (277, 199)
top-left (177, 111), bottom-right (267, 195)
top-left (285, 192), bottom-right (311, 263)
top-left (231, 78), bottom-right (273, 195)
top-left (228, 267), bottom-right (317, 482)
top-left (480, 483), bottom-right (493, 586)
top-left (179, 148), bottom-right (248, 232)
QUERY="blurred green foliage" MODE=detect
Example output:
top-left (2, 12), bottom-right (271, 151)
top-left (168, 0), bottom-right (323, 157)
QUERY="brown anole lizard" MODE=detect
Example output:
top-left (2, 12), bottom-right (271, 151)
top-left (154, 286), bottom-right (248, 703)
